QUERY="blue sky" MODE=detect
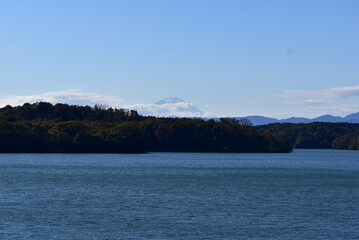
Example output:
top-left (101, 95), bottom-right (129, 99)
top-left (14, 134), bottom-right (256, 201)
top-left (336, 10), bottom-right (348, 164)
top-left (0, 0), bottom-right (358, 118)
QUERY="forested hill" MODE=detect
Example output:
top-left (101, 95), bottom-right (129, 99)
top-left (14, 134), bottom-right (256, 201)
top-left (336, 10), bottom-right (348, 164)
top-left (0, 102), bottom-right (292, 153)
top-left (0, 102), bottom-right (142, 122)
top-left (256, 122), bottom-right (359, 150)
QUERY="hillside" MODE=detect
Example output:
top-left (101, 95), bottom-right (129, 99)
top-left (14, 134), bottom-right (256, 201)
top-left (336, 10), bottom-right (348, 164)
top-left (256, 122), bottom-right (359, 150)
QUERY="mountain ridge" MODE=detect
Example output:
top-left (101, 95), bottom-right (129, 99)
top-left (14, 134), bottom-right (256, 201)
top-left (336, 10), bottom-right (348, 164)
top-left (145, 97), bottom-right (359, 125)
top-left (234, 113), bottom-right (359, 125)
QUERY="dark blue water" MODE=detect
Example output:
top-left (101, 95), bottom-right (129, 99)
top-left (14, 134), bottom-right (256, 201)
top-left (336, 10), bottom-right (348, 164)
top-left (1, 149), bottom-right (358, 239)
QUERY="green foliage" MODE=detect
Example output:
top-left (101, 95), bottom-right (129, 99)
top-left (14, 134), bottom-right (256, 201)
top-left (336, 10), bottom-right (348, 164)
top-left (0, 102), bottom-right (142, 122)
top-left (257, 122), bottom-right (359, 150)
top-left (332, 134), bottom-right (359, 150)
top-left (261, 130), bottom-right (292, 153)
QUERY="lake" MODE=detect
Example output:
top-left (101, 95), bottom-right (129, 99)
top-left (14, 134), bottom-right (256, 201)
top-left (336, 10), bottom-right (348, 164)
top-left (0, 149), bottom-right (358, 239)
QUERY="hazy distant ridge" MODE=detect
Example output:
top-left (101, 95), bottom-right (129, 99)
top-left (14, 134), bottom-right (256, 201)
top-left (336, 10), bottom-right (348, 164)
top-left (235, 112), bottom-right (359, 125)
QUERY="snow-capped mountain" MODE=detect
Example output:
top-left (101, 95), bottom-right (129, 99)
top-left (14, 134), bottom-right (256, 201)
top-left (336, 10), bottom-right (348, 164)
top-left (126, 97), bottom-right (204, 118)
top-left (155, 97), bottom-right (185, 105)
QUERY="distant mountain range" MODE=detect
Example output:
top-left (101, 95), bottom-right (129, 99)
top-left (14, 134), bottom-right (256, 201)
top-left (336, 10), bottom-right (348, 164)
top-left (234, 112), bottom-right (359, 125)
top-left (141, 97), bottom-right (359, 125)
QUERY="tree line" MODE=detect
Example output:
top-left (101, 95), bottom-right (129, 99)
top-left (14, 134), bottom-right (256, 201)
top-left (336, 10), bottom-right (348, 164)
top-left (256, 122), bottom-right (359, 150)
top-left (0, 102), bottom-right (292, 153)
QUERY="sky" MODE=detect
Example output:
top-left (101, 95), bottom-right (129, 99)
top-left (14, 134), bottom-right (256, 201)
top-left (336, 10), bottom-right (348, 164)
top-left (0, 0), bottom-right (358, 119)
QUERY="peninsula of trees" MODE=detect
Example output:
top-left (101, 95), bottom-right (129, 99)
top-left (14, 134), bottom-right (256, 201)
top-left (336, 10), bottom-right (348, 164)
top-left (0, 102), bottom-right (292, 153)
top-left (256, 122), bottom-right (359, 150)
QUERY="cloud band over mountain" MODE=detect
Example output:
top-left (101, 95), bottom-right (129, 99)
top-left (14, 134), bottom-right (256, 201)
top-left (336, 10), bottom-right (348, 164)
top-left (0, 90), bottom-right (210, 118)
top-left (125, 101), bottom-right (205, 118)
top-left (1, 87), bottom-right (358, 119)
top-left (0, 89), bottom-right (123, 108)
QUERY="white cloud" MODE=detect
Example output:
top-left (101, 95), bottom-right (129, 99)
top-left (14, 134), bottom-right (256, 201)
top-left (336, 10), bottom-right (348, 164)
top-left (247, 86), bottom-right (359, 118)
top-left (304, 104), bottom-right (359, 117)
top-left (0, 89), bottom-right (123, 108)
top-left (276, 86), bottom-right (359, 99)
top-left (302, 99), bottom-right (329, 106)
top-left (278, 99), bottom-right (329, 106)
top-left (251, 97), bottom-right (276, 104)
top-left (271, 86), bottom-right (359, 116)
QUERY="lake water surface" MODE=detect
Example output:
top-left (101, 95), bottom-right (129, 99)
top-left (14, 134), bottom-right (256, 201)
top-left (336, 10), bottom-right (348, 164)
top-left (0, 149), bottom-right (358, 239)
